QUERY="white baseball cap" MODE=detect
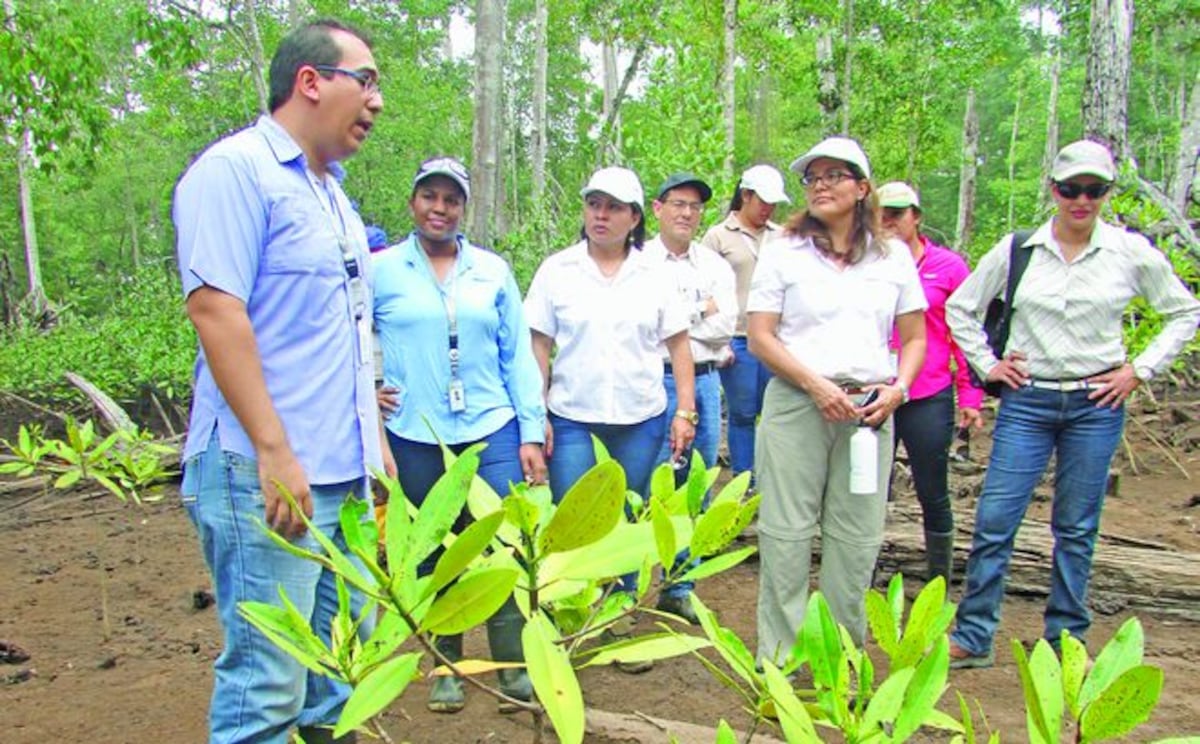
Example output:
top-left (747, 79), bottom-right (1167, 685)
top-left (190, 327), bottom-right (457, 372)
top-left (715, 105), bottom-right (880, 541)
top-left (581, 166), bottom-right (645, 208)
top-left (877, 182), bottom-right (921, 209)
top-left (413, 156), bottom-right (471, 200)
top-left (1051, 140), bottom-right (1116, 182)
top-left (739, 165), bottom-right (791, 204)
top-left (789, 137), bottom-right (872, 180)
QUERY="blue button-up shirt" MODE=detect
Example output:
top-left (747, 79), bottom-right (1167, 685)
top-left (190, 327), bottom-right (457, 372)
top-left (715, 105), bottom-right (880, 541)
top-left (174, 115), bottom-right (383, 484)
top-left (373, 234), bottom-right (545, 445)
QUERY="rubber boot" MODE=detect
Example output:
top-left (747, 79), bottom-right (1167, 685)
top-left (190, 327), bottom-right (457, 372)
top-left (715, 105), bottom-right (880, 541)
top-left (925, 530), bottom-right (956, 587)
top-left (428, 634), bottom-right (466, 713)
top-left (487, 597), bottom-right (533, 713)
top-left (297, 727), bottom-right (356, 744)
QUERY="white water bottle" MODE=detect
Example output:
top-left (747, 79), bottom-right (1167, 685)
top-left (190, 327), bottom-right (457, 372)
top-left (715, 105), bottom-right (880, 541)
top-left (849, 425), bottom-right (878, 495)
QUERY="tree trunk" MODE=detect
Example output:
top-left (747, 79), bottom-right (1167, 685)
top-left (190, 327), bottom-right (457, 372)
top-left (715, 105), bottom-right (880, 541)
top-left (751, 67), bottom-right (772, 163)
top-left (1039, 49), bottom-right (1061, 212)
top-left (1171, 70), bottom-right (1199, 211)
top-left (242, 0), bottom-right (270, 115)
top-left (840, 0), bottom-right (854, 135)
top-left (531, 0), bottom-right (548, 203)
top-left (119, 64), bottom-right (141, 269)
top-left (722, 0), bottom-right (737, 178)
top-left (1083, 0), bottom-right (1132, 161)
top-left (470, 0), bottom-right (504, 245)
top-left (955, 88), bottom-right (978, 253)
top-left (816, 32), bottom-right (839, 133)
top-left (1006, 79), bottom-right (1023, 230)
top-left (601, 38), bottom-right (622, 161)
top-left (286, 0), bottom-right (304, 27)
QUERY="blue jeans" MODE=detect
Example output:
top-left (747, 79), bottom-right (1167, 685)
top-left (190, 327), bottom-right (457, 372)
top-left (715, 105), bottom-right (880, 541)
top-left (719, 337), bottom-right (771, 480)
top-left (549, 412), bottom-right (666, 591)
top-left (386, 417), bottom-right (522, 577)
top-left (656, 369), bottom-right (722, 476)
top-left (182, 433), bottom-right (375, 744)
top-left (951, 386), bottom-right (1124, 656)
top-left (656, 369), bottom-right (722, 597)
top-left (893, 385), bottom-right (955, 534)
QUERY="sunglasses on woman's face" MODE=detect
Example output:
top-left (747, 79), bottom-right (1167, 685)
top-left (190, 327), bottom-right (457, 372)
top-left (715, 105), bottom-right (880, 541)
top-left (1053, 180), bottom-right (1112, 200)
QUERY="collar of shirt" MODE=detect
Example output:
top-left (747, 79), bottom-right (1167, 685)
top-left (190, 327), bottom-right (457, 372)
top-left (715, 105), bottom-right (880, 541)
top-left (559, 240), bottom-right (655, 283)
top-left (256, 115), bottom-right (347, 182)
top-left (1026, 219), bottom-right (1117, 264)
top-left (720, 212), bottom-right (780, 237)
top-left (645, 235), bottom-right (701, 266)
top-left (399, 232), bottom-right (476, 278)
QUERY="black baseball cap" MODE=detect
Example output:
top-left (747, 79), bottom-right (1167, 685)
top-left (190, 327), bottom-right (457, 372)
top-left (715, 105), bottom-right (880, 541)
top-left (655, 172), bottom-right (712, 203)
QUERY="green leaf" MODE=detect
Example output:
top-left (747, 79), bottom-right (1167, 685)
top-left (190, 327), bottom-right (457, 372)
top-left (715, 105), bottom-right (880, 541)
top-left (715, 720), bottom-right (738, 744)
top-left (893, 634), bottom-right (951, 741)
top-left (238, 591), bottom-right (337, 677)
top-left (709, 469), bottom-right (750, 507)
top-left (887, 573), bottom-right (906, 635)
top-left (580, 632), bottom-right (710, 668)
top-left (338, 497), bottom-right (376, 569)
top-left (524, 611), bottom-right (584, 744)
top-left (1079, 665), bottom-right (1163, 742)
top-left (650, 497), bottom-right (676, 572)
top-left (688, 500), bottom-right (741, 558)
top-left (861, 666), bottom-right (915, 733)
top-left (866, 589), bottom-right (899, 657)
top-left (675, 545), bottom-right (756, 584)
top-left (1012, 639), bottom-right (1055, 744)
top-left (418, 567), bottom-right (518, 635)
top-left (957, 691), bottom-right (977, 744)
top-left (424, 510), bottom-right (506, 600)
top-left (408, 450), bottom-right (479, 569)
top-left (333, 652), bottom-right (421, 738)
top-left (692, 594), bottom-right (759, 686)
top-left (649, 462), bottom-right (679, 513)
top-left (1079, 617), bottom-right (1144, 713)
top-left (904, 576), bottom-right (946, 642)
top-left (1028, 640), bottom-right (1063, 743)
top-left (353, 608), bottom-right (414, 676)
top-left (591, 435), bottom-right (612, 464)
top-left (539, 459), bottom-right (625, 554)
top-left (54, 469), bottom-right (83, 489)
top-left (763, 662), bottom-right (820, 742)
top-left (1060, 631), bottom-right (1088, 721)
top-left (539, 520), bottom-right (673, 591)
top-left (684, 451), bottom-right (709, 518)
top-left (801, 593), bottom-right (843, 695)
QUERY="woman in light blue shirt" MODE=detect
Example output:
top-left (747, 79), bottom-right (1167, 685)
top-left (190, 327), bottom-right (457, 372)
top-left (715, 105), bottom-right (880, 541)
top-left (373, 156), bottom-right (545, 714)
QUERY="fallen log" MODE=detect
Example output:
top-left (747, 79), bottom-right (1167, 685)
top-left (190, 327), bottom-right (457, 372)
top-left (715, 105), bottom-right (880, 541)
top-left (877, 501), bottom-right (1200, 622)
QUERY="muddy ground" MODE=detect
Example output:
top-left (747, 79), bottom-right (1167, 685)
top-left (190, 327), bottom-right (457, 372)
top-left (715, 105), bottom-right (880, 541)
top-left (1, 395), bottom-right (1198, 743)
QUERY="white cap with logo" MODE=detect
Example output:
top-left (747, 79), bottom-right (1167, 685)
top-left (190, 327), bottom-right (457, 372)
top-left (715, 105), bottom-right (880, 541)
top-left (877, 182), bottom-right (921, 209)
top-left (1051, 140), bottom-right (1116, 182)
top-left (739, 165), bottom-right (791, 204)
top-left (581, 166), bottom-right (645, 208)
top-left (789, 137), bottom-right (872, 180)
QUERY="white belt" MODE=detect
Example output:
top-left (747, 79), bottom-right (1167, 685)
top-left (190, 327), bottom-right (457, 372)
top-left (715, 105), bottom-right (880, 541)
top-left (1025, 379), bottom-right (1092, 392)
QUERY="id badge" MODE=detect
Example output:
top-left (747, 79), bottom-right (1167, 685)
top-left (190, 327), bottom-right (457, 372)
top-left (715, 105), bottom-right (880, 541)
top-left (448, 378), bottom-right (466, 412)
top-left (356, 316), bottom-right (372, 368)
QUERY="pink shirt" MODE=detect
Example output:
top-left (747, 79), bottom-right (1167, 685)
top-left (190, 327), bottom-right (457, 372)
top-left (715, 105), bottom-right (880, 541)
top-left (892, 236), bottom-right (984, 409)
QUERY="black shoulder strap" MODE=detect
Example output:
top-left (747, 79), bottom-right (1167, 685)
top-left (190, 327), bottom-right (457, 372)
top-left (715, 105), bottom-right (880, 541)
top-left (994, 230), bottom-right (1035, 356)
top-left (1003, 230), bottom-right (1035, 307)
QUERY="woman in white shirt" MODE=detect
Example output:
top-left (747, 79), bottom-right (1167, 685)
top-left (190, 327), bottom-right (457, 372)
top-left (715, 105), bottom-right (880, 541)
top-left (525, 167), bottom-right (697, 511)
top-left (945, 140), bottom-right (1200, 668)
top-left (746, 138), bottom-right (927, 664)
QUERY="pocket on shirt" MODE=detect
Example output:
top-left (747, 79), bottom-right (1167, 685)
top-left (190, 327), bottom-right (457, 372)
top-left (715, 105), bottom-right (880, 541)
top-left (263, 193), bottom-right (340, 275)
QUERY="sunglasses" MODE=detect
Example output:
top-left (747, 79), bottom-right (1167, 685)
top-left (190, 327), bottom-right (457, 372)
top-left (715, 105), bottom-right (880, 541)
top-left (1053, 180), bottom-right (1112, 200)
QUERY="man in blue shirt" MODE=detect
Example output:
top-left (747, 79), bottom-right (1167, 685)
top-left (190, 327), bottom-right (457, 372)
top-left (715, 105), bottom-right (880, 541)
top-left (174, 18), bottom-right (391, 744)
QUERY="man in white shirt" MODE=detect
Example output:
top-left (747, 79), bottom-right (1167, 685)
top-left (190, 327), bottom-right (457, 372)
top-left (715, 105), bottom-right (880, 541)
top-left (646, 172), bottom-right (737, 623)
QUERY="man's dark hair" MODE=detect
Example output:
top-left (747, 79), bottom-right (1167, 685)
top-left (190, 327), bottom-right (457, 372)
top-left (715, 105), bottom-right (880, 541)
top-left (267, 18), bottom-right (371, 112)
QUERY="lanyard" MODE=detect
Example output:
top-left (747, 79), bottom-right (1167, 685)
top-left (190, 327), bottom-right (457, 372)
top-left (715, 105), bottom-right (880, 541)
top-left (302, 167), bottom-right (370, 366)
top-left (415, 235), bottom-right (463, 381)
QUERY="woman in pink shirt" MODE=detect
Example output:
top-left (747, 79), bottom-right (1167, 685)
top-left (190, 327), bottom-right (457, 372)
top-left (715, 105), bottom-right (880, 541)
top-left (880, 182), bottom-right (983, 585)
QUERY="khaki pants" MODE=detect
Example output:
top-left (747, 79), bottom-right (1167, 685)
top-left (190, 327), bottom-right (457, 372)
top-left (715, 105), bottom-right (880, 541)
top-left (755, 378), bottom-right (892, 664)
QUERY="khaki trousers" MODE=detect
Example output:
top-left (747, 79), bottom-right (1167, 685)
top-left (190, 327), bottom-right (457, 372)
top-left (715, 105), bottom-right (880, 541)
top-left (754, 378), bottom-right (892, 664)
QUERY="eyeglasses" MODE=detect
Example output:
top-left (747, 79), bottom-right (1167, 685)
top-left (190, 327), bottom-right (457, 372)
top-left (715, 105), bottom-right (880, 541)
top-left (313, 65), bottom-right (380, 95)
top-left (1053, 180), bottom-right (1112, 200)
top-left (801, 169), bottom-right (855, 188)
top-left (664, 199), bottom-right (705, 213)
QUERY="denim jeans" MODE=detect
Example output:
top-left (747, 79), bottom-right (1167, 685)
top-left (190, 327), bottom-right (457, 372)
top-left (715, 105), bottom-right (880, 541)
top-left (548, 412), bottom-right (666, 592)
top-left (951, 385), bottom-right (1125, 656)
top-left (719, 336), bottom-right (771, 480)
top-left (182, 433), bottom-right (375, 744)
top-left (656, 369), bottom-right (722, 475)
top-left (892, 385), bottom-right (955, 534)
top-left (656, 369), bottom-right (722, 597)
top-left (387, 417), bottom-right (522, 577)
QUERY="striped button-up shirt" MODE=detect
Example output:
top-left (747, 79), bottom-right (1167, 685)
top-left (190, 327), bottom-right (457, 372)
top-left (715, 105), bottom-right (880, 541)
top-left (946, 219), bottom-right (1200, 381)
